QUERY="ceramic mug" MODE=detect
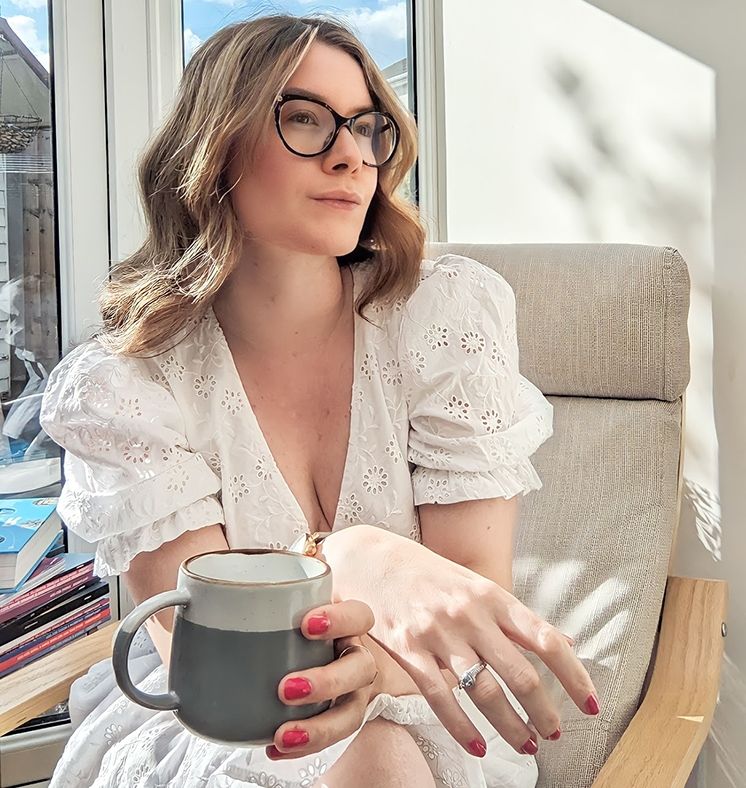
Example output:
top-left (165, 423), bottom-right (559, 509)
top-left (112, 548), bottom-right (334, 745)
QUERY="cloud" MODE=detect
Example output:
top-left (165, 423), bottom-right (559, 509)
top-left (8, 0), bottom-right (48, 10)
top-left (338, 2), bottom-right (406, 41)
top-left (184, 28), bottom-right (203, 61)
top-left (6, 15), bottom-right (49, 71)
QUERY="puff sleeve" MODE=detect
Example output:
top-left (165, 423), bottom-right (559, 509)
top-left (399, 254), bottom-right (553, 505)
top-left (39, 341), bottom-right (224, 577)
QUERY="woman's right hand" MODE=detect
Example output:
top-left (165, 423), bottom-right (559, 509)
top-left (322, 525), bottom-right (599, 758)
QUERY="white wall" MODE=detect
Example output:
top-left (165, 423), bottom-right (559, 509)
top-left (441, 1), bottom-right (743, 785)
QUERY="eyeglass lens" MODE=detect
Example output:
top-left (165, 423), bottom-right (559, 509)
top-left (279, 99), bottom-right (395, 166)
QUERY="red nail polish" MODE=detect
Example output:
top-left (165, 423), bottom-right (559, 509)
top-left (307, 614), bottom-right (330, 635)
top-left (585, 693), bottom-right (600, 715)
top-left (266, 744), bottom-right (283, 759)
top-left (282, 729), bottom-right (310, 748)
top-left (468, 739), bottom-right (487, 757)
top-left (520, 737), bottom-right (539, 755)
top-left (284, 677), bottom-right (312, 700)
top-left (548, 728), bottom-right (561, 741)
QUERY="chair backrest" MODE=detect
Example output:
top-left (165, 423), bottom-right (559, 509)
top-left (427, 242), bottom-right (690, 787)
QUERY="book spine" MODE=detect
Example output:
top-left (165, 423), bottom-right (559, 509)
top-left (1, 597), bottom-right (110, 660)
top-left (0, 580), bottom-right (108, 646)
top-left (0, 605), bottom-right (111, 676)
top-left (0, 556), bottom-right (66, 602)
top-left (0, 566), bottom-right (95, 625)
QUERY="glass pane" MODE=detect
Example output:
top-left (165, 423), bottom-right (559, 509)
top-left (0, 6), bottom-right (61, 499)
top-left (182, 1), bottom-right (417, 201)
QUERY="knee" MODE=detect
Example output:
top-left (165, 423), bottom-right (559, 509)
top-left (324, 717), bottom-right (436, 788)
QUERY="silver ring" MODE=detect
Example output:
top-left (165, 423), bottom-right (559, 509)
top-left (338, 643), bottom-right (379, 686)
top-left (457, 660), bottom-right (487, 691)
top-left (338, 643), bottom-right (373, 661)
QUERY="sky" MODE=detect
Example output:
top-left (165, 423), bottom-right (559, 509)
top-left (0, 0), bottom-right (408, 75)
top-left (0, 0), bottom-right (50, 71)
top-left (183, 0), bottom-right (408, 70)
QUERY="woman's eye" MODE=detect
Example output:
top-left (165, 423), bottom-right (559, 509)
top-left (288, 112), bottom-right (317, 126)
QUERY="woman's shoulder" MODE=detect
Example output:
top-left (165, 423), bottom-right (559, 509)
top-left (391, 253), bottom-right (516, 343)
top-left (411, 252), bottom-right (514, 307)
top-left (46, 310), bottom-right (215, 391)
top-left (357, 252), bottom-right (512, 320)
top-left (40, 333), bottom-right (189, 434)
top-left (45, 339), bottom-right (135, 396)
top-left (44, 337), bottom-right (168, 400)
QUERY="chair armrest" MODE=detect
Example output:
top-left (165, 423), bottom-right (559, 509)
top-left (593, 576), bottom-right (727, 788)
top-left (0, 621), bottom-right (118, 737)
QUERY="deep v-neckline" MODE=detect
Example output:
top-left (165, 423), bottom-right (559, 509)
top-left (209, 265), bottom-right (360, 532)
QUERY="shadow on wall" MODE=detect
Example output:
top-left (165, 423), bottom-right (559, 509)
top-left (544, 56), bottom-right (711, 248)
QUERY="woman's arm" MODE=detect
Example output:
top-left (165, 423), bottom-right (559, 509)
top-left (121, 523), bottom-right (229, 665)
top-left (418, 496), bottom-right (519, 591)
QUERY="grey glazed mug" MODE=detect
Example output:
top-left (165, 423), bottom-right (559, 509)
top-left (112, 549), bottom-right (334, 745)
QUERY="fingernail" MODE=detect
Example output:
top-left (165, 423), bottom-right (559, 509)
top-left (468, 739), bottom-right (487, 757)
top-left (283, 677), bottom-right (312, 700)
top-left (548, 728), bottom-right (561, 741)
top-left (520, 737), bottom-right (539, 755)
top-left (307, 613), bottom-right (330, 635)
top-left (282, 729), bottom-right (310, 748)
top-left (266, 744), bottom-right (283, 759)
top-left (585, 693), bottom-right (600, 715)
top-left (562, 632), bottom-right (576, 647)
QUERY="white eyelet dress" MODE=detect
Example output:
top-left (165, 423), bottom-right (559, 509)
top-left (39, 253), bottom-right (553, 788)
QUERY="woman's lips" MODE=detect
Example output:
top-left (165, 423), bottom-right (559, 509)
top-left (312, 198), bottom-right (358, 210)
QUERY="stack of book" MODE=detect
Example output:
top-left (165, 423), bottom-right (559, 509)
top-left (0, 498), bottom-right (111, 679)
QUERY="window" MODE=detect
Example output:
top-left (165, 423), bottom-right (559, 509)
top-left (0, 4), bottom-right (60, 500)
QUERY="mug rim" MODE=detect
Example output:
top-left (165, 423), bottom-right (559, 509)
top-left (182, 548), bottom-right (331, 586)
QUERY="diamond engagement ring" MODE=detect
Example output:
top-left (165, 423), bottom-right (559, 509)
top-left (457, 660), bottom-right (487, 691)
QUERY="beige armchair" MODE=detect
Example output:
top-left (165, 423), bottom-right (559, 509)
top-left (0, 243), bottom-right (726, 788)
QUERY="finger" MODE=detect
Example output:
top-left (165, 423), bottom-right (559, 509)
top-left (475, 631), bottom-right (562, 740)
top-left (400, 651), bottom-right (489, 759)
top-left (497, 603), bottom-right (598, 715)
top-left (301, 599), bottom-right (375, 640)
top-left (268, 684), bottom-right (369, 759)
top-left (449, 649), bottom-right (538, 755)
top-left (278, 640), bottom-right (377, 706)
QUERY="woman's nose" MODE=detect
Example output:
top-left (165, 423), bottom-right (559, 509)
top-left (325, 125), bottom-right (364, 169)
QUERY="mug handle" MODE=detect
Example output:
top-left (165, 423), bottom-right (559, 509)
top-left (112, 588), bottom-right (190, 711)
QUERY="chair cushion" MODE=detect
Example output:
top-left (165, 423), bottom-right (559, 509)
top-left (426, 243), bottom-right (690, 401)
top-left (514, 395), bottom-right (683, 787)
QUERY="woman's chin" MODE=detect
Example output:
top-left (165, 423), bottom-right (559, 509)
top-left (302, 238), bottom-right (364, 258)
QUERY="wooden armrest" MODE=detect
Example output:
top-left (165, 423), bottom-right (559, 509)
top-left (0, 621), bottom-right (118, 737)
top-left (593, 576), bottom-right (727, 788)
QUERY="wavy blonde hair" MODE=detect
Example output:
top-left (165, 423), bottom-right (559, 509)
top-left (97, 12), bottom-right (426, 356)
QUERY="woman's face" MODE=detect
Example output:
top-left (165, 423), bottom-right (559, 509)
top-left (227, 42), bottom-right (379, 259)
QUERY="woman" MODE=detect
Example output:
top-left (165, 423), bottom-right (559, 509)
top-left (40, 14), bottom-right (599, 788)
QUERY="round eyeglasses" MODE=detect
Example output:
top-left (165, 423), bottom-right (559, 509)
top-left (274, 93), bottom-right (400, 168)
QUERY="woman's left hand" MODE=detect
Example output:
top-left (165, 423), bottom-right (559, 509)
top-left (266, 599), bottom-right (379, 760)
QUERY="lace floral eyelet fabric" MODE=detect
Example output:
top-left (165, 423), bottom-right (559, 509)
top-left (39, 253), bottom-right (550, 787)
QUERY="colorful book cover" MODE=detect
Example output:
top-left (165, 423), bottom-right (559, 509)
top-left (0, 561), bottom-right (94, 625)
top-left (0, 552), bottom-right (94, 604)
top-left (0, 604), bottom-right (111, 678)
top-left (0, 579), bottom-right (109, 647)
top-left (0, 596), bottom-right (110, 661)
top-left (0, 498), bottom-right (62, 591)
